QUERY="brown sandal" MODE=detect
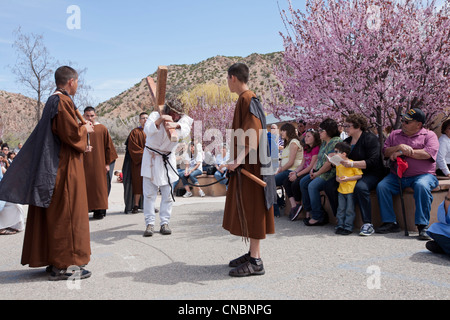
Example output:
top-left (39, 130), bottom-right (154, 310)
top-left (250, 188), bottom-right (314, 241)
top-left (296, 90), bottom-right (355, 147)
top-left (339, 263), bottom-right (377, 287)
top-left (229, 260), bottom-right (265, 277)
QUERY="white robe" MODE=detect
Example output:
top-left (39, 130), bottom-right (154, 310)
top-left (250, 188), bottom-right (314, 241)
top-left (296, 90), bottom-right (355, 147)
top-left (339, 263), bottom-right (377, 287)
top-left (141, 111), bottom-right (193, 187)
top-left (0, 168), bottom-right (25, 231)
top-left (0, 202), bottom-right (25, 231)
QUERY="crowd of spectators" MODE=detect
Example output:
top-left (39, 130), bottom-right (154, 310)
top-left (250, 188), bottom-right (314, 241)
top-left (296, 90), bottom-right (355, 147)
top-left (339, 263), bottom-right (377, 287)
top-left (266, 111), bottom-right (449, 256)
top-left (2, 111), bottom-right (448, 258)
top-left (0, 141), bottom-right (25, 235)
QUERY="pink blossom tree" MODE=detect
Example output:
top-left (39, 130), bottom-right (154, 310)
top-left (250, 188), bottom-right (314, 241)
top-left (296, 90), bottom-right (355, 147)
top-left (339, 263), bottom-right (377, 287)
top-left (187, 96), bottom-right (236, 155)
top-left (275, 0), bottom-right (450, 145)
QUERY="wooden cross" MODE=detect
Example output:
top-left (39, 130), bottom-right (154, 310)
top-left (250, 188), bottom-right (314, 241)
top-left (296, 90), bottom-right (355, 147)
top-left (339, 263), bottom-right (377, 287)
top-left (146, 66), bottom-right (178, 142)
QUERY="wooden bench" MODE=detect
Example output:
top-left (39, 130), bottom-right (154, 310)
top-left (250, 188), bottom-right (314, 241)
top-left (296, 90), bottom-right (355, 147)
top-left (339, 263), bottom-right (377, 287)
top-left (174, 174), bottom-right (227, 197)
top-left (283, 178), bottom-right (450, 231)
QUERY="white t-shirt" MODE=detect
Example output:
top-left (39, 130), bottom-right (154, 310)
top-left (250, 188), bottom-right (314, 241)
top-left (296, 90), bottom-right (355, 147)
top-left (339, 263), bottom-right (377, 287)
top-left (437, 134), bottom-right (450, 175)
top-left (184, 150), bottom-right (203, 172)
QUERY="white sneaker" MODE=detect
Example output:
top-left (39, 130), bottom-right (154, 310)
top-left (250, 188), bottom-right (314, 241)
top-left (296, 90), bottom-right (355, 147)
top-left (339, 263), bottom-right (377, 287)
top-left (199, 189), bottom-right (205, 197)
top-left (183, 191), bottom-right (193, 198)
top-left (359, 223), bottom-right (374, 236)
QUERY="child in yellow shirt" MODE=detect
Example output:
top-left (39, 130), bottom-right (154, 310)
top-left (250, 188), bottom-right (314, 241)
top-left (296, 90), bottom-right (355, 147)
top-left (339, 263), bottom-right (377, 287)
top-left (335, 142), bottom-right (363, 235)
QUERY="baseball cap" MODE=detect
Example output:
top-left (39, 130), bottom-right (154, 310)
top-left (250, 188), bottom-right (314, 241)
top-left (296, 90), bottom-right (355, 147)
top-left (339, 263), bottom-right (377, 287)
top-left (403, 108), bottom-right (426, 123)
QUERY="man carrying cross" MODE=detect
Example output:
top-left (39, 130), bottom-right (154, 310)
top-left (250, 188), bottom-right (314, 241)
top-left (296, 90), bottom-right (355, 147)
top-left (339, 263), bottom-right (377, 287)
top-left (141, 99), bottom-right (193, 236)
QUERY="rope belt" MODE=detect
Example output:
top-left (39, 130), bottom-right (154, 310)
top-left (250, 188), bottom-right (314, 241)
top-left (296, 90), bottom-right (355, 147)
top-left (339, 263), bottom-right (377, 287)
top-left (234, 168), bottom-right (249, 242)
top-left (145, 146), bottom-right (177, 201)
top-left (145, 146), bottom-right (228, 201)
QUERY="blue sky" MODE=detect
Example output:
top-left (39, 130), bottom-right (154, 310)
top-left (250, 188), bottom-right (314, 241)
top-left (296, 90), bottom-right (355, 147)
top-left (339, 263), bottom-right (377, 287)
top-left (0, 0), bottom-right (304, 105)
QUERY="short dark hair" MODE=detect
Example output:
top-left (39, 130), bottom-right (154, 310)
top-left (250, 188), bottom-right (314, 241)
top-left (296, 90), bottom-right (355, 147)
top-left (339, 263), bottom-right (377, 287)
top-left (319, 118), bottom-right (340, 138)
top-left (228, 63), bottom-right (249, 84)
top-left (345, 114), bottom-right (368, 131)
top-left (139, 112), bottom-right (148, 118)
top-left (84, 106), bottom-right (95, 113)
top-left (55, 66), bottom-right (78, 87)
top-left (441, 119), bottom-right (450, 134)
top-left (335, 141), bottom-right (351, 155)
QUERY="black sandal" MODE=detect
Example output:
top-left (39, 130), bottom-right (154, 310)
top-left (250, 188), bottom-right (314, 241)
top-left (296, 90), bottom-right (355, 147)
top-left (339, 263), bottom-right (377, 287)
top-left (229, 260), bottom-right (265, 277)
top-left (228, 252), bottom-right (250, 267)
top-left (48, 266), bottom-right (92, 281)
top-left (0, 228), bottom-right (17, 235)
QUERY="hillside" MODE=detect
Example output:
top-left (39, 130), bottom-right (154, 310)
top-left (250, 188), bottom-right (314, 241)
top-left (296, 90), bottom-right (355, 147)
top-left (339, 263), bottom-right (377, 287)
top-left (95, 52), bottom-right (283, 119)
top-left (0, 52), bottom-right (284, 147)
top-left (0, 90), bottom-right (37, 144)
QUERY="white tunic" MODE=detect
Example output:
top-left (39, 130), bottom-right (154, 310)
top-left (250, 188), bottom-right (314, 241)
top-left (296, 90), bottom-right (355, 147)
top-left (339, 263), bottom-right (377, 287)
top-left (141, 111), bottom-right (193, 186)
top-left (437, 134), bottom-right (450, 176)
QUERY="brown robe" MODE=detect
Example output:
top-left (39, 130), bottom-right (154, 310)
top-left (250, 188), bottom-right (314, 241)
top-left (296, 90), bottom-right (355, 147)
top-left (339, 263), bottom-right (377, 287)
top-left (222, 90), bottom-right (275, 240)
top-left (83, 123), bottom-right (118, 210)
top-left (21, 94), bottom-right (91, 269)
top-left (128, 127), bottom-right (146, 194)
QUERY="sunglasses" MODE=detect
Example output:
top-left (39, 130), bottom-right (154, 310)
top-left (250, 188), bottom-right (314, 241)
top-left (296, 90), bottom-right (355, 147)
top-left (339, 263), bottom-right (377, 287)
top-left (306, 128), bottom-right (316, 133)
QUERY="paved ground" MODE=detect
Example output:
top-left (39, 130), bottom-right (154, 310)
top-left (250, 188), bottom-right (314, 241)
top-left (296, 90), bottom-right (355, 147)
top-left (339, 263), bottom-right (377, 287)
top-left (0, 179), bottom-right (449, 302)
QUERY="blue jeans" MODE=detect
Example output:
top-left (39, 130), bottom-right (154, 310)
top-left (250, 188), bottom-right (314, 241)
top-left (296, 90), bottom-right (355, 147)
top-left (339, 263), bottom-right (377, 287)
top-left (376, 173), bottom-right (438, 226)
top-left (325, 174), bottom-right (380, 223)
top-left (337, 193), bottom-right (356, 231)
top-left (300, 175), bottom-right (328, 221)
top-left (179, 169), bottom-right (202, 186)
top-left (275, 170), bottom-right (292, 186)
top-left (428, 232), bottom-right (450, 256)
top-left (172, 168), bottom-right (184, 190)
top-left (214, 170), bottom-right (228, 185)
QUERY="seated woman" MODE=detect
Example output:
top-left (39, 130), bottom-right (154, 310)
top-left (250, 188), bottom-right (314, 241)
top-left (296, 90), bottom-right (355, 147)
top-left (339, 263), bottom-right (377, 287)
top-left (214, 144), bottom-right (229, 187)
top-left (436, 119), bottom-right (450, 178)
top-left (271, 123), bottom-right (302, 217)
top-left (425, 189), bottom-right (450, 257)
top-left (300, 118), bottom-right (341, 226)
top-left (275, 123), bottom-right (303, 186)
top-left (284, 129), bottom-right (321, 220)
top-left (324, 113), bottom-right (385, 236)
top-left (179, 142), bottom-right (206, 198)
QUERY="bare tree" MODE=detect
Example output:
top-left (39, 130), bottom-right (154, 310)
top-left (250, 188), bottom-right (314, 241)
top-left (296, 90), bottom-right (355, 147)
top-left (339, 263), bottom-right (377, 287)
top-left (10, 27), bottom-right (56, 124)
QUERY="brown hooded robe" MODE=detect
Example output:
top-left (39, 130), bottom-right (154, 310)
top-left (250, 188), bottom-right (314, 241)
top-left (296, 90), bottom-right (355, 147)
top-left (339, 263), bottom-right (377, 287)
top-left (222, 90), bottom-right (275, 240)
top-left (21, 93), bottom-right (91, 269)
top-left (83, 123), bottom-right (118, 210)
